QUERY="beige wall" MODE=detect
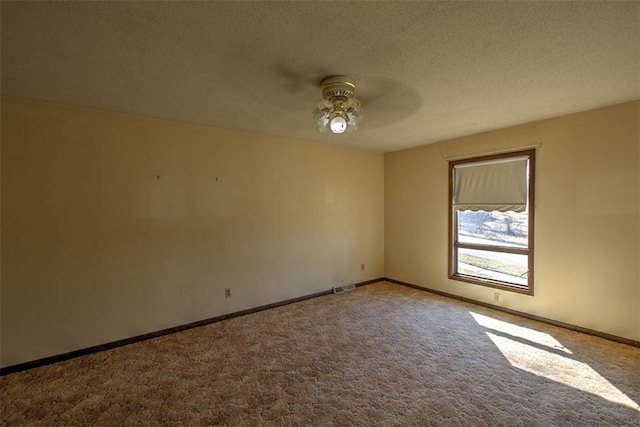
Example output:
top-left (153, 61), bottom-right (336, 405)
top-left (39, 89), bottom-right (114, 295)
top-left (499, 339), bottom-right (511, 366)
top-left (385, 101), bottom-right (640, 341)
top-left (1, 97), bottom-right (385, 368)
top-left (3, 97), bottom-right (638, 368)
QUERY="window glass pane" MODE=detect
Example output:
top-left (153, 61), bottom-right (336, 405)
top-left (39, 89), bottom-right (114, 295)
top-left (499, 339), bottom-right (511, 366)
top-left (456, 248), bottom-right (528, 286)
top-left (457, 210), bottom-right (528, 248)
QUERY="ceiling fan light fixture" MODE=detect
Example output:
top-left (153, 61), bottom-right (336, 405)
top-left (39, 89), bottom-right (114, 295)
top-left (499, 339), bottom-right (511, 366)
top-left (313, 76), bottom-right (362, 134)
top-left (330, 115), bottom-right (347, 133)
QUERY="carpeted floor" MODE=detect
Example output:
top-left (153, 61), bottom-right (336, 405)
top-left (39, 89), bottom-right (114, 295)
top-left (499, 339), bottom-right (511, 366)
top-left (1, 281), bottom-right (639, 426)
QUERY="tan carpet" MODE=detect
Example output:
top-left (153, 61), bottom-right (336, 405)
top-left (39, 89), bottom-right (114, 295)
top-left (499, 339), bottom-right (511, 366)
top-left (1, 281), bottom-right (639, 426)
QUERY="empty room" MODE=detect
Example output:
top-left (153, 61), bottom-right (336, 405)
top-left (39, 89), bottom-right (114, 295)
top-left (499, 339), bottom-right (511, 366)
top-left (1, 1), bottom-right (639, 425)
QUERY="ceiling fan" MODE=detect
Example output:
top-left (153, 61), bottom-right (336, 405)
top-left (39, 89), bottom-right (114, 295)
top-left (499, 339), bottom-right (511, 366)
top-left (273, 67), bottom-right (422, 134)
top-left (312, 76), bottom-right (363, 134)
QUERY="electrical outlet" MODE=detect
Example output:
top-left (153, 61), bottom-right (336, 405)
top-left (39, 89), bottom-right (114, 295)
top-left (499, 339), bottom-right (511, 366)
top-left (225, 288), bottom-right (231, 298)
top-left (361, 263), bottom-right (365, 271)
top-left (494, 293), bottom-right (501, 303)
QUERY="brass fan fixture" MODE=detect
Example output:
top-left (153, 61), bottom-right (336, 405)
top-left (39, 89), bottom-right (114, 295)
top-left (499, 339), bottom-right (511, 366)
top-left (313, 76), bottom-right (363, 134)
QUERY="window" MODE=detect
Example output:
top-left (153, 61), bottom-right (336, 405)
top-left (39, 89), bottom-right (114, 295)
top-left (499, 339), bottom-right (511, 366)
top-left (449, 149), bottom-right (535, 294)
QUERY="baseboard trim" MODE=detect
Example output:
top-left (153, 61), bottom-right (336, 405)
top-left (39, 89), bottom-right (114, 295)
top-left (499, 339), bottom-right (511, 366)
top-left (355, 278), bottom-right (383, 288)
top-left (0, 278), bottom-right (385, 376)
top-left (384, 277), bottom-right (640, 348)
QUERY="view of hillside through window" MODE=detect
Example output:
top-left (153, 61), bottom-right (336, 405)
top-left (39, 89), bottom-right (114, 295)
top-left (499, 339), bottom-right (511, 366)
top-left (456, 210), bottom-right (529, 286)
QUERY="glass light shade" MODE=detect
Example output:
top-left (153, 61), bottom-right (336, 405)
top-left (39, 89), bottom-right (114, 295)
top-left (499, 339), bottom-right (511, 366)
top-left (346, 108), bottom-right (360, 132)
top-left (313, 96), bottom-right (362, 134)
top-left (330, 116), bottom-right (347, 133)
top-left (317, 108), bottom-right (330, 120)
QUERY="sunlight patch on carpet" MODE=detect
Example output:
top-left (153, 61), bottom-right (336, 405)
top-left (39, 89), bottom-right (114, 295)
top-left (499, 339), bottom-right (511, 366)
top-left (470, 312), bottom-right (639, 411)
top-left (469, 311), bottom-right (572, 354)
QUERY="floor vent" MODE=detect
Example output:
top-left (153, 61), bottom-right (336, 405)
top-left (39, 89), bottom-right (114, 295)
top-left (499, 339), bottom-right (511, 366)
top-left (333, 283), bottom-right (356, 294)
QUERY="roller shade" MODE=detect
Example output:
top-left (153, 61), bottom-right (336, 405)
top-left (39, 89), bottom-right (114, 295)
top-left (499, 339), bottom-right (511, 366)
top-left (453, 156), bottom-right (528, 212)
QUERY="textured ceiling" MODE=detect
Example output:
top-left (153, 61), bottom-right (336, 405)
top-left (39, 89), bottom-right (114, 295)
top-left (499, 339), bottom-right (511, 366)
top-left (2, 1), bottom-right (639, 152)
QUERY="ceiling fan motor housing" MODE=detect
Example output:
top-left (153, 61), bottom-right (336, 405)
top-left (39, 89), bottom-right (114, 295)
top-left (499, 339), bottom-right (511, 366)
top-left (321, 76), bottom-right (357, 101)
top-left (314, 75), bottom-right (362, 134)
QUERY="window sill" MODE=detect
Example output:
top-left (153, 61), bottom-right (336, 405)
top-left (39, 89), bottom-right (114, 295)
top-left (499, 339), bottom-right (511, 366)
top-left (449, 273), bottom-right (533, 296)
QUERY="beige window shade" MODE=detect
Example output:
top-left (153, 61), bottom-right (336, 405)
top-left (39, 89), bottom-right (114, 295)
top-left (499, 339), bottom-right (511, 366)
top-left (453, 156), bottom-right (528, 212)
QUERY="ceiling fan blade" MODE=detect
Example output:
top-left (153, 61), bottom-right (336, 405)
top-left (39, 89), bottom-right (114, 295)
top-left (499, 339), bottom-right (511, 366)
top-left (355, 75), bottom-right (423, 129)
top-left (272, 65), bottom-right (328, 94)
